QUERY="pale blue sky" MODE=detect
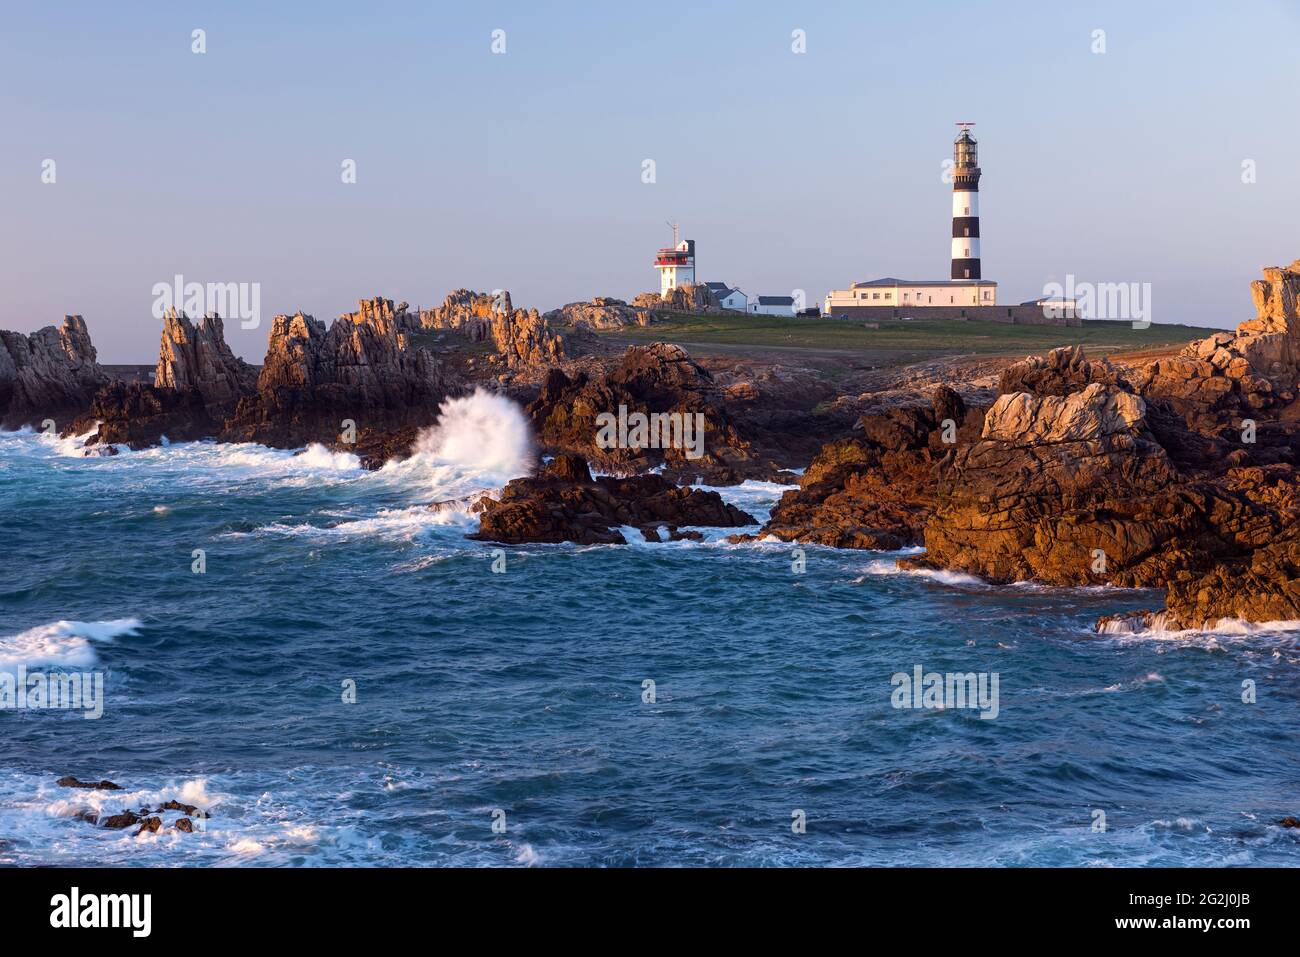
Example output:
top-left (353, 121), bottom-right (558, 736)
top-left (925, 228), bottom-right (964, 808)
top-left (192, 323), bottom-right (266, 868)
top-left (3, 0), bottom-right (1297, 361)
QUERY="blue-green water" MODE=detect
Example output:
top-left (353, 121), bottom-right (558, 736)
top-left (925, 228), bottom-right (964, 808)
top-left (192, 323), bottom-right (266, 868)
top-left (1, 410), bottom-right (1298, 866)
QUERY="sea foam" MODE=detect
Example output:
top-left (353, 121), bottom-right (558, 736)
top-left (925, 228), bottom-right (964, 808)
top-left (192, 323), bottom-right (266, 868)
top-left (858, 558), bottom-right (988, 588)
top-left (0, 619), bottom-right (141, 671)
top-left (1095, 613), bottom-right (1300, 640)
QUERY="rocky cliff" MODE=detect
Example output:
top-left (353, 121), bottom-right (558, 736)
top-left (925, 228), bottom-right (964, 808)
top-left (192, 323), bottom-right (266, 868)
top-left (900, 383), bottom-right (1186, 585)
top-left (904, 262), bottom-right (1300, 628)
top-left (155, 309), bottom-right (258, 409)
top-left (526, 342), bottom-right (790, 484)
top-left (0, 316), bottom-right (108, 429)
top-left (418, 290), bottom-right (564, 368)
top-left (75, 381), bottom-right (216, 450)
top-left (1128, 260), bottom-right (1300, 458)
top-left (73, 309), bottom-right (258, 449)
top-left (222, 297), bottom-right (453, 449)
top-left (901, 376), bottom-right (1297, 630)
top-left (756, 386), bottom-right (981, 550)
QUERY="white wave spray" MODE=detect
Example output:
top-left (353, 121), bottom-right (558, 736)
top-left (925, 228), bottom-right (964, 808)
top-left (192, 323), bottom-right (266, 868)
top-left (0, 618), bottom-right (142, 671)
top-left (410, 388), bottom-right (536, 485)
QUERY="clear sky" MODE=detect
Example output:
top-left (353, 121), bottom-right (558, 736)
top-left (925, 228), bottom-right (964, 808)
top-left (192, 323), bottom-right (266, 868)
top-left (3, 0), bottom-right (1297, 361)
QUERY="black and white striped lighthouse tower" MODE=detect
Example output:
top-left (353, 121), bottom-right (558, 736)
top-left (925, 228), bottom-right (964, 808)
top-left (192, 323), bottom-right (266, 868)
top-left (950, 123), bottom-right (981, 280)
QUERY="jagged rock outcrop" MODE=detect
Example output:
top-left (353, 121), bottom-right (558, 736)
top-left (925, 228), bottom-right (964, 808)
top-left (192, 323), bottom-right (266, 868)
top-left (899, 383), bottom-right (1193, 585)
top-left (470, 453), bottom-right (756, 545)
top-left (72, 310), bottom-right (258, 449)
top-left (418, 290), bottom-right (565, 367)
top-left (996, 267), bottom-right (1300, 470)
top-left (630, 283), bottom-right (721, 314)
top-left (77, 381), bottom-right (216, 449)
top-left (1118, 264), bottom-right (1300, 469)
top-left (222, 298), bottom-right (453, 448)
top-left (904, 357), bottom-right (1297, 628)
top-left (56, 297), bottom-right (457, 458)
top-left (998, 344), bottom-right (1130, 398)
top-left (544, 297), bottom-right (653, 331)
top-left (155, 309), bottom-right (257, 409)
top-left (0, 316), bottom-right (108, 429)
top-left (1162, 522), bottom-right (1300, 628)
top-left (755, 387), bottom-right (983, 549)
top-left (1137, 260), bottom-right (1300, 411)
top-left (982, 382), bottom-right (1146, 443)
top-left (526, 342), bottom-right (789, 484)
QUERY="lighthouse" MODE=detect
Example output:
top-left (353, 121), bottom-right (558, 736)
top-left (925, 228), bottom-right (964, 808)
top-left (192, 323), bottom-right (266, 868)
top-left (818, 125), bottom-right (1090, 319)
top-left (654, 223), bottom-right (696, 296)
top-left (951, 124), bottom-right (981, 280)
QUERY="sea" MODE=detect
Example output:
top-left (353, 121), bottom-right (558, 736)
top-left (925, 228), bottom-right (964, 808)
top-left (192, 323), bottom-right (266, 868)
top-left (1, 390), bottom-right (1297, 866)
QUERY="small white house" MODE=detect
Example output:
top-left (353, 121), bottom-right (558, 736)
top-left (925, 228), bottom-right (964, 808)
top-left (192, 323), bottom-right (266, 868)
top-left (705, 282), bottom-right (748, 312)
top-left (748, 295), bottom-right (796, 316)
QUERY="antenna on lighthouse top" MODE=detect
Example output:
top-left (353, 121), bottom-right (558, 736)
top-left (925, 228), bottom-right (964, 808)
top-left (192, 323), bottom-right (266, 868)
top-left (666, 221), bottom-right (680, 246)
top-left (956, 121), bottom-right (976, 132)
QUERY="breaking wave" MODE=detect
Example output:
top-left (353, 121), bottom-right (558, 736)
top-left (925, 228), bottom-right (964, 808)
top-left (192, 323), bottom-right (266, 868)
top-left (857, 558), bottom-right (988, 588)
top-left (0, 619), bottom-right (142, 671)
top-left (235, 504), bottom-right (477, 542)
top-left (410, 389), bottom-right (535, 484)
top-left (0, 423), bottom-right (99, 457)
top-left (1095, 613), bottom-right (1300, 639)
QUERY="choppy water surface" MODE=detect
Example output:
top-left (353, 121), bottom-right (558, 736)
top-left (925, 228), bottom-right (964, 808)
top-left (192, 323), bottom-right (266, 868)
top-left (1, 404), bottom-right (1298, 866)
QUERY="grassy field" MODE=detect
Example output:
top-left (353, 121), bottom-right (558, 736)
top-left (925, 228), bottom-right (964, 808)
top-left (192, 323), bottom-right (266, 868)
top-left (600, 313), bottom-right (1221, 359)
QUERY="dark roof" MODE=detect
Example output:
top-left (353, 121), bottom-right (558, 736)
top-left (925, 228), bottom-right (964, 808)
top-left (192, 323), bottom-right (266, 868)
top-left (851, 277), bottom-right (997, 288)
top-left (756, 295), bottom-right (795, 305)
top-left (704, 282), bottom-right (730, 292)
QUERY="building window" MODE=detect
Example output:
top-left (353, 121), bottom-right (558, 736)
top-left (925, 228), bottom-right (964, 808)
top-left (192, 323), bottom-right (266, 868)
top-left (884, 292), bottom-right (892, 300)
top-left (903, 292), bottom-right (909, 300)
top-left (963, 269), bottom-right (970, 279)
top-left (872, 293), bottom-right (880, 300)
top-left (964, 227), bottom-right (970, 236)
top-left (950, 296), bottom-right (955, 303)
top-left (964, 207), bottom-right (970, 215)
top-left (983, 291), bottom-right (991, 300)
top-left (964, 248), bottom-right (970, 257)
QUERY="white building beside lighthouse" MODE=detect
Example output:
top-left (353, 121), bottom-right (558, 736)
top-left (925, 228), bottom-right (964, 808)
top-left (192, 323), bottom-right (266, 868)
top-left (823, 124), bottom-right (998, 316)
top-left (828, 277), bottom-right (995, 310)
top-left (654, 224), bottom-right (696, 297)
